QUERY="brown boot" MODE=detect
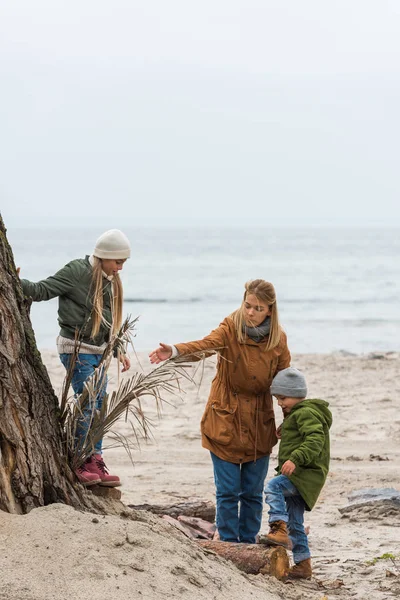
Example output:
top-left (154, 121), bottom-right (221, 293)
top-left (264, 520), bottom-right (291, 548)
top-left (288, 558), bottom-right (312, 580)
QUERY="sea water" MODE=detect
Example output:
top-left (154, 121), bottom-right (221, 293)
top-left (6, 224), bottom-right (400, 354)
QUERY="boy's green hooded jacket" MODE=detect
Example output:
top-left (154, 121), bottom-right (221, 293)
top-left (278, 399), bottom-right (332, 511)
top-left (21, 256), bottom-right (113, 347)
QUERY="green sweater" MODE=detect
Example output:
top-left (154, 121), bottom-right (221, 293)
top-left (278, 399), bottom-right (332, 511)
top-left (21, 256), bottom-right (114, 347)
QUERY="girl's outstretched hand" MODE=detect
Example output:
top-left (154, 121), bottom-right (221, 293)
top-left (120, 354), bottom-right (131, 372)
top-left (149, 343), bottom-right (173, 364)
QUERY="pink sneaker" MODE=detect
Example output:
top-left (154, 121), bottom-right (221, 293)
top-left (75, 464), bottom-right (101, 487)
top-left (85, 454), bottom-right (121, 487)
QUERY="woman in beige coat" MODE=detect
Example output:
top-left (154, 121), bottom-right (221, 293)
top-left (149, 279), bottom-right (291, 543)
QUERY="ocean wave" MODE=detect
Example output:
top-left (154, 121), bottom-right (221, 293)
top-left (125, 297), bottom-right (202, 304)
top-left (290, 318), bottom-right (399, 325)
top-left (283, 297), bottom-right (399, 305)
top-left (124, 295), bottom-right (398, 306)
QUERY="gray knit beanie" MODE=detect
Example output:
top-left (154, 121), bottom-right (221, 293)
top-left (93, 229), bottom-right (131, 259)
top-left (270, 367), bottom-right (307, 398)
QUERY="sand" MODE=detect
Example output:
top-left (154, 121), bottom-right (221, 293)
top-left (1, 349), bottom-right (399, 599)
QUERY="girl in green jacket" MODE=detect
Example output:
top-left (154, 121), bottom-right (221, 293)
top-left (20, 229), bottom-right (131, 487)
top-left (263, 367), bottom-right (332, 580)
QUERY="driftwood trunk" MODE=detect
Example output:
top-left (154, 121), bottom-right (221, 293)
top-left (0, 215), bottom-right (97, 513)
top-left (196, 541), bottom-right (290, 580)
top-left (129, 500), bottom-right (216, 522)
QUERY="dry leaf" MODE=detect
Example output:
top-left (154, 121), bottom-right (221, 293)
top-left (386, 569), bottom-right (397, 578)
top-left (330, 579), bottom-right (345, 589)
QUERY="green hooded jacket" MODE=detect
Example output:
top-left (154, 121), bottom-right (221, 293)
top-left (277, 399), bottom-right (332, 511)
top-left (21, 256), bottom-right (114, 347)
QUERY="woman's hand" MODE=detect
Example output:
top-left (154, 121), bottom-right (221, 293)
top-left (281, 460), bottom-right (296, 476)
top-left (120, 354), bottom-right (131, 372)
top-left (149, 343), bottom-right (173, 364)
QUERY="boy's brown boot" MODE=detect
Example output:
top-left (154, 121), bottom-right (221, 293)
top-left (264, 520), bottom-right (291, 548)
top-left (287, 558), bottom-right (312, 580)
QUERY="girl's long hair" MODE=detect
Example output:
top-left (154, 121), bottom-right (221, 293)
top-left (90, 257), bottom-right (123, 340)
top-left (231, 279), bottom-right (281, 351)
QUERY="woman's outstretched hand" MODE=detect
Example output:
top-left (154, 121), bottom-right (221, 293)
top-left (149, 343), bottom-right (173, 364)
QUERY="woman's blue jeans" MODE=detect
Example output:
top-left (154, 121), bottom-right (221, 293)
top-left (59, 353), bottom-right (107, 454)
top-left (210, 452), bottom-right (270, 543)
top-left (264, 475), bottom-right (310, 563)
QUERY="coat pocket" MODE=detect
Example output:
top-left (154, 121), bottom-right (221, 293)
top-left (201, 402), bottom-right (237, 446)
top-left (256, 407), bottom-right (277, 454)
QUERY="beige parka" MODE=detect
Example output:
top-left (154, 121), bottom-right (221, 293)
top-left (175, 316), bottom-right (291, 464)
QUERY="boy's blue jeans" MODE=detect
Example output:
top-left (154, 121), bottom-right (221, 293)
top-left (264, 475), bottom-right (310, 563)
top-left (210, 452), bottom-right (270, 543)
top-left (59, 353), bottom-right (107, 454)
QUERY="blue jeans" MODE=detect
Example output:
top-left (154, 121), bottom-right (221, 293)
top-left (59, 353), bottom-right (107, 454)
top-left (210, 452), bottom-right (270, 543)
top-left (264, 475), bottom-right (310, 563)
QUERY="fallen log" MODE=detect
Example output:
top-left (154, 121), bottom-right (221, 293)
top-left (91, 486), bottom-right (122, 501)
top-left (196, 540), bottom-right (289, 580)
top-left (128, 500), bottom-right (215, 522)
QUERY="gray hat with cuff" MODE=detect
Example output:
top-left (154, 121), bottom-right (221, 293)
top-left (270, 367), bottom-right (307, 398)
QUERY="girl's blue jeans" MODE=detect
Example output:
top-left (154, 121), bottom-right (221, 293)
top-left (59, 353), bottom-right (107, 454)
top-left (264, 474), bottom-right (310, 563)
top-left (210, 452), bottom-right (270, 543)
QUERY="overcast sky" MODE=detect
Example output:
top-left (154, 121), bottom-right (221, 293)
top-left (1, 0), bottom-right (399, 227)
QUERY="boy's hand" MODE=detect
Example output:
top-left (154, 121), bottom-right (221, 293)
top-left (276, 424), bottom-right (282, 439)
top-left (281, 460), bottom-right (296, 476)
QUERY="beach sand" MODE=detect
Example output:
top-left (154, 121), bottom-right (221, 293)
top-left (1, 350), bottom-right (399, 599)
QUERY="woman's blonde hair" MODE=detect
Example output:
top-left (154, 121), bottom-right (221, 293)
top-left (231, 279), bottom-right (281, 350)
top-left (90, 257), bottom-right (123, 340)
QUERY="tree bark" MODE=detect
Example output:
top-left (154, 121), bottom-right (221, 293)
top-left (196, 540), bottom-right (290, 580)
top-left (0, 215), bottom-right (98, 513)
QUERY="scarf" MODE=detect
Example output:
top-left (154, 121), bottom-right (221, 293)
top-left (243, 316), bottom-right (271, 343)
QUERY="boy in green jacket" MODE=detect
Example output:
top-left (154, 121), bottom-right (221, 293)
top-left (263, 367), bottom-right (332, 580)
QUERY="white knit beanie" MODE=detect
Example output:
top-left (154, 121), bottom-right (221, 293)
top-left (93, 229), bottom-right (131, 259)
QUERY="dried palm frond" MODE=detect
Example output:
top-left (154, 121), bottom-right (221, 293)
top-left (59, 331), bottom-right (81, 425)
top-left (60, 316), bottom-right (221, 469)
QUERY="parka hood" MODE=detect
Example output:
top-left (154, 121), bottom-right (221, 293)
top-left (292, 399), bottom-right (332, 429)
